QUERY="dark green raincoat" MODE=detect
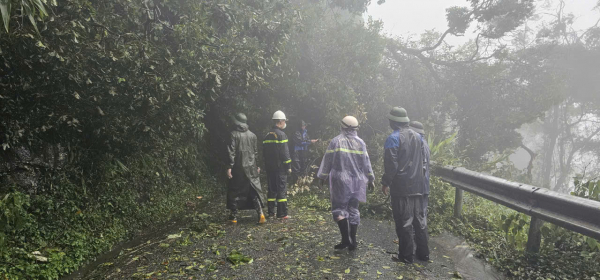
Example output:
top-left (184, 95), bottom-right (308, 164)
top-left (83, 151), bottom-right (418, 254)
top-left (227, 123), bottom-right (265, 210)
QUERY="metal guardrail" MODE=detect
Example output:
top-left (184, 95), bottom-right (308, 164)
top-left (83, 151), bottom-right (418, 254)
top-left (432, 165), bottom-right (600, 251)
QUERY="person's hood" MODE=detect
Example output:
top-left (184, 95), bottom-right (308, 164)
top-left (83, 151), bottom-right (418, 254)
top-left (341, 128), bottom-right (358, 138)
top-left (235, 123), bottom-right (249, 132)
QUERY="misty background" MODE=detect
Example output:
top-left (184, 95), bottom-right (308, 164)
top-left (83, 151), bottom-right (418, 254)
top-left (1, 0), bottom-right (600, 278)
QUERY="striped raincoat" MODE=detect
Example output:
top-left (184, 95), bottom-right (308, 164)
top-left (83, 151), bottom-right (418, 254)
top-left (317, 129), bottom-right (374, 225)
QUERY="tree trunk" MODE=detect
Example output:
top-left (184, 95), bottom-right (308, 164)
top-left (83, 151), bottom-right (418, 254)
top-left (520, 143), bottom-right (537, 184)
top-left (540, 105), bottom-right (560, 189)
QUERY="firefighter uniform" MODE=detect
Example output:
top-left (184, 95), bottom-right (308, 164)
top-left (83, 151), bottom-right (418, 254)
top-left (263, 126), bottom-right (291, 218)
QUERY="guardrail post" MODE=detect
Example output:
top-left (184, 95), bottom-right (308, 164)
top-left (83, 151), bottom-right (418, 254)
top-left (526, 216), bottom-right (543, 253)
top-left (454, 188), bottom-right (463, 218)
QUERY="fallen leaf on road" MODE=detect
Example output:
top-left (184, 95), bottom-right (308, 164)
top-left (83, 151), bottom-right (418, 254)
top-left (450, 271), bottom-right (463, 279)
top-left (227, 251), bottom-right (253, 265)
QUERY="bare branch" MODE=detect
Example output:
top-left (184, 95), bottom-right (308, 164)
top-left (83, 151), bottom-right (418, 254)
top-left (468, 33), bottom-right (482, 61)
top-left (387, 41), bottom-right (442, 84)
top-left (418, 29), bottom-right (452, 52)
top-left (578, 17), bottom-right (600, 41)
top-left (521, 143), bottom-right (537, 181)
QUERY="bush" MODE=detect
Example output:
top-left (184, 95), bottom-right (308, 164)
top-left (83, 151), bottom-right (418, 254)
top-left (0, 146), bottom-right (217, 279)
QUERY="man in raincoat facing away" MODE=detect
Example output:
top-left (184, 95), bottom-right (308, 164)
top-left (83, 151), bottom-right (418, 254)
top-left (263, 110), bottom-right (292, 219)
top-left (318, 116), bottom-right (375, 251)
top-left (381, 107), bottom-right (429, 264)
top-left (226, 113), bottom-right (265, 224)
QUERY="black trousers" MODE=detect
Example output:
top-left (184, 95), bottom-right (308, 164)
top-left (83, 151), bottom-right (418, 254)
top-left (230, 188), bottom-right (262, 218)
top-left (267, 171), bottom-right (288, 217)
top-left (391, 195), bottom-right (429, 262)
top-left (422, 194), bottom-right (429, 216)
top-left (292, 150), bottom-right (308, 175)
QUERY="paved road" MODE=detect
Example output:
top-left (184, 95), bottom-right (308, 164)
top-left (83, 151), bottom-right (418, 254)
top-left (77, 204), bottom-right (504, 280)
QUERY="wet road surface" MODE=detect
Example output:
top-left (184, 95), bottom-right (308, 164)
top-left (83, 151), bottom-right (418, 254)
top-left (74, 205), bottom-right (505, 280)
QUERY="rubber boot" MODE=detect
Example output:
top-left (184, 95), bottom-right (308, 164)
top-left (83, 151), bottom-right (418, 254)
top-left (228, 212), bottom-right (237, 224)
top-left (267, 201), bottom-right (276, 218)
top-left (277, 201), bottom-right (288, 218)
top-left (349, 224), bottom-right (358, 251)
top-left (229, 202), bottom-right (238, 223)
top-left (334, 219), bottom-right (351, 250)
top-left (254, 197), bottom-right (266, 224)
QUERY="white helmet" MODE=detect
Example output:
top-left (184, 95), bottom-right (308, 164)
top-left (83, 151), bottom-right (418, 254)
top-left (341, 116), bottom-right (359, 129)
top-left (272, 110), bottom-right (287, 120)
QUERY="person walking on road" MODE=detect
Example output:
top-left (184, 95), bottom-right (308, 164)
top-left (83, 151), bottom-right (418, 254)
top-left (263, 110), bottom-right (292, 219)
top-left (317, 116), bottom-right (375, 251)
top-left (226, 113), bottom-right (265, 224)
top-left (381, 107), bottom-right (429, 263)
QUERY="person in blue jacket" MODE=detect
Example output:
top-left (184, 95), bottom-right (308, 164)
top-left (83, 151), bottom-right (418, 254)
top-left (292, 120), bottom-right (319, 177)
top-left (381, 107), bottom-right (429, 264)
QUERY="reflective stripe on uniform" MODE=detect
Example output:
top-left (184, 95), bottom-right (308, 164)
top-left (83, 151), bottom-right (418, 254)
top-left (325, 148), bottom-right (364, 155)
top-left (263, 139), bottom-right (288, 144)
top-left (268, 198), bottom-right (276, 202)
top-left (278, 199), bottom-right (287, 202)
top-left (284, 159), bottom-right (292, 164)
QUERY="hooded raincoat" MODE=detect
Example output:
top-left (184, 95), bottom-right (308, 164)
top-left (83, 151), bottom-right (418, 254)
top-left (382, 122), bottom-right (428, 262)
top-left (227, 123), bottom-right (264, 211)
top-left (317, 129), bottom-right (375, 225)
top-left (381, 123), bottom-right (425, 197)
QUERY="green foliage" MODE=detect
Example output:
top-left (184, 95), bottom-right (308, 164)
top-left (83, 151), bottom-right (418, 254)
top-left (0, 0), bottom-right (588, 279)
top-left (499, 213), bottom-right (529, 248)
top-left (0, 148), bottom-right (216, 279)
top-left (291, 193), bottom-right (331, 212)
top-left (328, 0), bottom-right (371, 14)
top-left (0, 0), bottom-right (292, 162)
top-left (572, 178), bottom-right (600, 201)
top-left (467, 0), bottom-right (535, 39)
top-left (226, 250), bottom-right (253, 265)
top-left (449, 58), bottom-right (556, 162)
top-left (446, 6), bottom-right (471, 35)
top-left (428, 177), bottom-right (600, 279)
top-left (428, 132), bottom-right (459, 166)
top-left (0, 0), bottom-right (51, 33)
top-left (0, 192), bottom-right (32, 253)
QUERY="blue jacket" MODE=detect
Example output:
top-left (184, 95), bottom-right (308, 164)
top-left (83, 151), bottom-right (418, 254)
top-left (381, 124), bottom-right (425, 197)
top-left (294, 129), bottom-right (311, 151)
